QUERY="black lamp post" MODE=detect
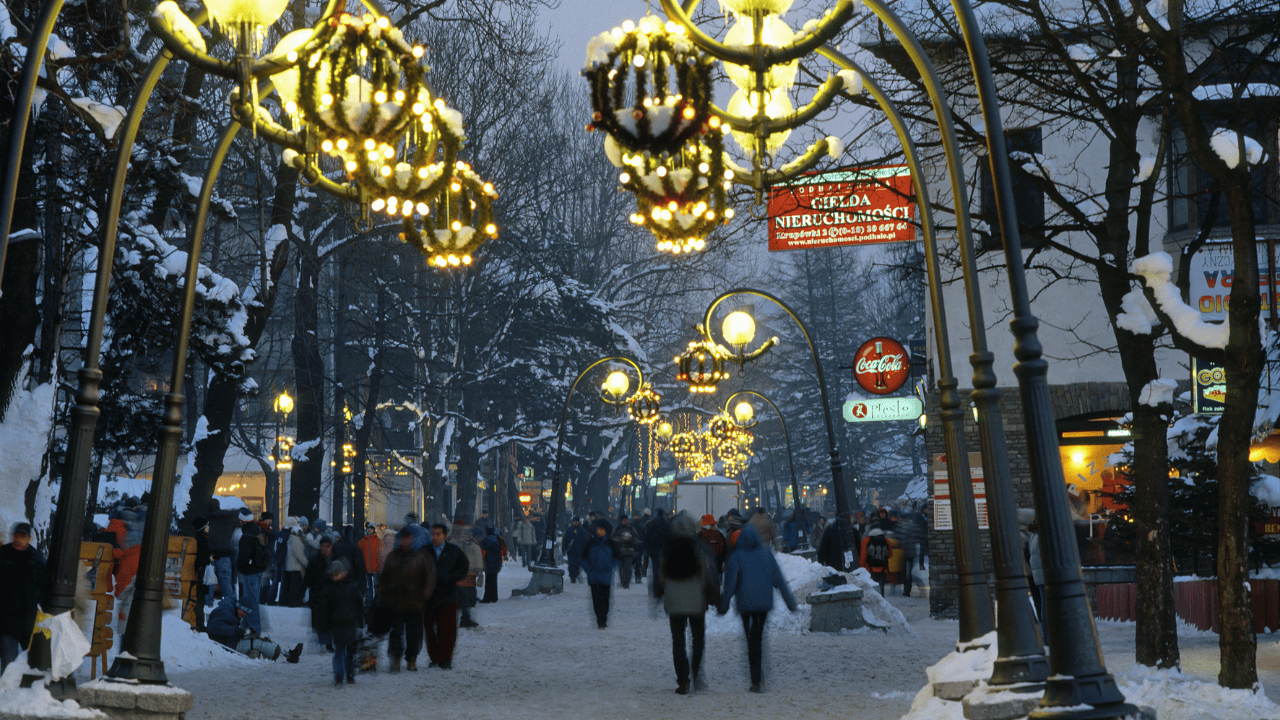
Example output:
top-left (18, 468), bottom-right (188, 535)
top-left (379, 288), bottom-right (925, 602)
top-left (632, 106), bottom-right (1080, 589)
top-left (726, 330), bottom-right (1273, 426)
top-left (723, 391), bottom-right (806, 551)
top-left (535, 357), bottom-right (649, 572)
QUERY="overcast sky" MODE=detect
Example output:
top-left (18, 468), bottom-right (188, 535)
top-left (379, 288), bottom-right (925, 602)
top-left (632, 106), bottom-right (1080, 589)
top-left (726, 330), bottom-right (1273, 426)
top-left (538, 0), bottom-right (643, 72)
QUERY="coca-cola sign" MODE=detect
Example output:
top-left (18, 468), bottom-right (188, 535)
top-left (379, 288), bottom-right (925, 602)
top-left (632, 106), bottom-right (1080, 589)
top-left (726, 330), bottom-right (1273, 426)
top-left (852, 337), bottom-right (910, 395)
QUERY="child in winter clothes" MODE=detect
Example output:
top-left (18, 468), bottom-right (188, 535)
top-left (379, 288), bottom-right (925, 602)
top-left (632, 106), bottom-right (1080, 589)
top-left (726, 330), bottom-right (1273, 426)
top-left (316, 558), bottom-right (364, 686)
top-left (583, 519), bottom-right (620, 628)
top-left (717, 524), bottom-right (798, 693)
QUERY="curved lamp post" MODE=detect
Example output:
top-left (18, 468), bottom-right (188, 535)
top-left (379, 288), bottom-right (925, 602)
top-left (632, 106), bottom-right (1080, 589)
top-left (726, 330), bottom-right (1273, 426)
top-left (723, 391), bottom-right (807, 551)
top-left (534, 357), bottom-right (650, 585)
top-left (692, 289), bottom-right (855, 557)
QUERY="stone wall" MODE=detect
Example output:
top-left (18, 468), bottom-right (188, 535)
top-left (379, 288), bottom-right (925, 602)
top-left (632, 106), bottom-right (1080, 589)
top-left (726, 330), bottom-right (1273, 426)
top-left (924, 382), bottom-right (1131, 619)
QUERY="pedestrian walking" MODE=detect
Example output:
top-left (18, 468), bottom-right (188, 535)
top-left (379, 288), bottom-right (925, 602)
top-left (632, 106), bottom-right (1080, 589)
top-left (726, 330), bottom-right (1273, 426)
top-left (717, 524), bottom-right (798, 693)
top-left (632, 510), bottom-right (649, 582)
top-left (306, 536), bottom-right (336, 650)
top-left (653, 514), bottom-right (719, 694)
top-left (380, 527), bottom-right (435, 672)
top-left (316, 558), bottom-right (363, 686)
top-left (458, 527), bottom-right (483, 628)
top-left (562, 517), bottom-right (589, 583)
top-left (584, 518), bottom-right (620, 628)
top-left (860, 527), bottom-right (893, 595)
top-left (515, 516), bottom-right (536, 567)
top-left (424, 523), bottom-right (469, 669)
top-left (611, 514), bottom-right (640, 589)
top-left (0, 522), bottom-right (45, 672)
top-left (697, 514), bottom-right (726, 572)
top-left (643, 508), bottom-right (669, 578)
top-left (480, 526), bottom-right (503, 603)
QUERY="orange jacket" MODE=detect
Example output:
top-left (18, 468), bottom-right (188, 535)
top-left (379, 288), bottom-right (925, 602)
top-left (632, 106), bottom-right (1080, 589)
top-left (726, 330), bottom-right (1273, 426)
top-left (358, 533), bottom-right (383, 574)
top-left (107, 519), bottom-right (141, 596)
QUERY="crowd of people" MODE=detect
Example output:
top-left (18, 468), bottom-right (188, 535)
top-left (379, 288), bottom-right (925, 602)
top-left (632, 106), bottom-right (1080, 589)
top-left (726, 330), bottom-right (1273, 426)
top-left (0, 495), bottom-right (934, 694)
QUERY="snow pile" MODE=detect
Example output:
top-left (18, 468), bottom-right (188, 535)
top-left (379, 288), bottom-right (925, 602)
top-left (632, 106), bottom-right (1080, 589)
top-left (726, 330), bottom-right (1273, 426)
top-left (0, 653), bottom-right (105, 718)
top-left (1138, 378), bottom-right (1178, 407)
top-left (1117, 663), bottom-right (1280, 720)
top-left (706, 552), bottom-right (913, 637)
top-left (1209, 128), bottom-right (1265, 169)
top-left (97, 609), bottom-right (256, 675)
top-left (1130, 252), bottom-right (1229, 348)
top-left (900, 633), bottom-right (997, 720)
top-left (0, 377), bottom-right (57, 538)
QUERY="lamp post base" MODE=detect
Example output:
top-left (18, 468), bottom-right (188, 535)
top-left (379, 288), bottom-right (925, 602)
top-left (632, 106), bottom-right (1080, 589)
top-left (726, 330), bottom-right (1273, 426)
top-left (512, 565), bottom-right (564, 596)
top-left (78, 678), bottom-right (193, 720)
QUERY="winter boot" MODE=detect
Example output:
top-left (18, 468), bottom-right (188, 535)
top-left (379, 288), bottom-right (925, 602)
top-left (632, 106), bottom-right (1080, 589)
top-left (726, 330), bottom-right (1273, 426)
top-left (676, 680), bottom-right (690, 695)
top-left (286, 643), bottom-right (304, 664)
top-left (406, 659), bottom-right (417, 671)
top-left (389, 656), bottom-right (401, 673)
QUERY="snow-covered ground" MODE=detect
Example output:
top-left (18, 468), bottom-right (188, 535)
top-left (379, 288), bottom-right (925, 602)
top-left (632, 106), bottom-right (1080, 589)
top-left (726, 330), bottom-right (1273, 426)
top-left (27, 554), bottom-right (1280, 719)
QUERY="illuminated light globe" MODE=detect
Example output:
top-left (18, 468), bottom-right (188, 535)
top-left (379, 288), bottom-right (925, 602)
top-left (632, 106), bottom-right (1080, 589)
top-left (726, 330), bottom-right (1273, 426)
top-left (708, 414), bottom-right (735, 442)
top-left (628, 385), bottom-right (662, 424)
top-left (602, 370), bottom-right (631, 406)
top-left (656, 420), bottom-right (674, 442)
top-left (399, 164), bottom-right (499, 268)
top-left (722, 311), bottom-right (756, 349)
top-left (204, 0), bottom-right (288, 53)
top-left (583, 15), bottom-right (715, 157)
top-left (723, 16), bottom-right (799, 92)
top-left (675, 339), bottom-right (729, 393)
top-left (726, 89), bottom-right (794, 156)
top-left (719, 0), bottom-right (796, 15)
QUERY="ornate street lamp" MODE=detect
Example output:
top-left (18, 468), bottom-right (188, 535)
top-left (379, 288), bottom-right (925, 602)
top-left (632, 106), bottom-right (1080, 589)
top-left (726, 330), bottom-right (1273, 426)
top-left (724, 391), bottom-right (807, 552)
top-left (531, 357), bottom-right (653, 594)
top-left (674, 338), bottom-right (730, 393)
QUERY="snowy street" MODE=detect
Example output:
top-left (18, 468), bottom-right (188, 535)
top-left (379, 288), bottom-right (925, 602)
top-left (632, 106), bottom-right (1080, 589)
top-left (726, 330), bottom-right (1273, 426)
top-left (155, 559), bottom-right (1280, 720)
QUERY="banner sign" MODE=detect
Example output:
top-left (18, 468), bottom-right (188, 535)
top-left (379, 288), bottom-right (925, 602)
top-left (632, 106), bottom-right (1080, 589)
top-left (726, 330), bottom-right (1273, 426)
top-left (1192, 356), bottom-right (1226, 414)
top-left (1188, 241), bottom-right (1278, 323)
top-left (843, 396), bottom-right (923, 422)
top-left (767, 165), bottom-right (915, 251)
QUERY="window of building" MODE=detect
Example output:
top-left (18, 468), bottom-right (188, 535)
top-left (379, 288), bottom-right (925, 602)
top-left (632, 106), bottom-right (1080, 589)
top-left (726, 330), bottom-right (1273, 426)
top-left (977, 127), bottom-right (1046, 252)
top-left (1168, 123), bottom-right (1279, 233)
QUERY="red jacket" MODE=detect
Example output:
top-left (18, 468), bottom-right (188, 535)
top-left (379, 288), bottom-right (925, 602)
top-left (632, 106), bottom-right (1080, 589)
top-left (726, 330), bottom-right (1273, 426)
top-left (107, 519), bottom-right (141, 597)
top-left (358, 533), bottom-right (383, 574)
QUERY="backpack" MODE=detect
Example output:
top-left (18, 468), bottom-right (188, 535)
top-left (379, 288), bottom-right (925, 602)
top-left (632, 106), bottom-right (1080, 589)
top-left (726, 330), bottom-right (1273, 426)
top-left (865, 535), bottom-right (890, 568)
top-left (701, 528), bottom-right (725, 558)
top-left (243, 533), bottom-right (272, 573)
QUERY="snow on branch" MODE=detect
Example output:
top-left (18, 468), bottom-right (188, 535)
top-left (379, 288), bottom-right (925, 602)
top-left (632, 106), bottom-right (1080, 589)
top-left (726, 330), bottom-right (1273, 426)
top-left (1138, 378), bottom-right (1178, 407)
top-left (1132, 252), bottom-right (1228, 348)
top-left (1116, 288), bottom-right (1159, 335)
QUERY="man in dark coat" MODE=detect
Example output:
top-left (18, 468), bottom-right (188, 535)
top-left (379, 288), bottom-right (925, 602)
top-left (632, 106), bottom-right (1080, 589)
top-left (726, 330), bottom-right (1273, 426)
top-left (611, 514), bottom-right (640, 589)
top-left (316, 559), bottom-right (364, 685)
top-left (205, 499), bottom-right (241, 604)
top-left (479, 527), bottom-right (502, 603)
top-left (631, 510), bottom-right (649, 581)
top-left (643, 508), bottom-right (670, 576)
top-left (380, 527), bottom-right (435, 671)
top-left (561, 517), bottom-right (589, 583)
top-left (235, 508), bottom-right (269, 633)
top-left (0, 523), bottom-right (45, 671)
top-left (583, 519), bottom-right (620, 628)
top-left (424, 523), bottom-right (468, 669)
top-left (206, 598), bottom-right (251, 648)
top-left (306, 536), bottom-right (336, 649)
top-left (331, 527), bottom-right (368, 595)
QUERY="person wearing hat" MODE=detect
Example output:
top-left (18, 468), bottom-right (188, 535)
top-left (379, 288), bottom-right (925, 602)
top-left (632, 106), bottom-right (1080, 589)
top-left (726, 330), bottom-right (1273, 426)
top-left (190, 516), bottom-right (212, 632)
top-left (316, 558), bottom-right (363, 685)
top-left (379, 528), bottom-right (435, 671)
top-left (206, 598), bottom-right (252, 648)
top-left (236, 507), bottom-right (269, 634)
top-left (0, 522), bottom-right (45, 671)
top-left (717, 524), bottom-right (799, 693)
top-left (611, 514), bottom-right (639, 589)
top-left (698, 514), bottom-right (727, 572)
top-left (358, 522), bottom-right (383, 598)
top-left (479, 526), bottom-right (504, 603)
top-left (561, 516), bottom-right (589, 584)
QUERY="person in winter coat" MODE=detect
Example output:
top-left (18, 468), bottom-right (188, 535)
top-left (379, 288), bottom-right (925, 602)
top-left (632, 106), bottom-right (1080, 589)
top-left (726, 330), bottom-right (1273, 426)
top-left (723, 508), bottom-right (746, 552)
top-left (358, 522), bottom-right (383, 598)
top-left (480, 526), bottom-right (503, 603)
top-left (562, 517), bottom-right (590, 583)
top-left (860, 527), bottom-right (893, 595)
top-left (783, 509), bottom-right (810, 551)
top-left (235, 508), bottom-right (269, 633)
top-left (206, 599), bottom-right (252, 648)
top-left (633, 509), bottom-right (651, 580)
top-left (206, 500), bottom-right (241, 604)
top-left (643, 509), bottom-right (670, 576)
top-left (747, 508), bottom-right (777, 550)
top-left (816, 518), bottom-right (847, 572)
top-left (716, 524), bottom-right (798, 692)
top-left (401, 513), bottom-right (431, 552)
top-left (584, 519), bottom-right (620, 628)
top-left (810, 514), bottom-right (827, 553)
top-left (653, 514), bottom-right (719, 694)
top-left (191, 517), bottom-right (212, 632)
top-left (315, 558), bottom-right (364, 686)
top-left (256, 512), bottom-right (278, 604)
top-left (457, 528), bottom-right (483, 628)
top-left (0, 523), bottom-right (45, 671)
top-left (380, 527), bottom-right (435, 672)
top-left (611, 514), bottom-right (640, 589)
top-left (424, 523), bottom-right (469, 669)
top-left (284, 520), bottom-right (309, 607)
top-left (306, 536), bottom-right (336, 649)
top-left (514, 517), bottom-right (536, 567)
top-left (330, 527), bottom-right (367, 597)
top-left (697, 514), bottom-right (726, 572)
top-left (106, 518), bottom-right (141, 629)
top-left (893, 509), bottom-right (924, 597)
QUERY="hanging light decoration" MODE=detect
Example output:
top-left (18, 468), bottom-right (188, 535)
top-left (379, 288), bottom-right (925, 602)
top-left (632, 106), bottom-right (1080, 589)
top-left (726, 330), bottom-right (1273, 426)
top-left (399, 164), bottom-right (499, 268)
top-left (674, 338), bottom-right (729, 393)
top-left (628, 384), bottom-right (662, 424)
top-left (615, 127), bottom-right (735, 255)
top-left (584, 16), bottom-right (715, 157)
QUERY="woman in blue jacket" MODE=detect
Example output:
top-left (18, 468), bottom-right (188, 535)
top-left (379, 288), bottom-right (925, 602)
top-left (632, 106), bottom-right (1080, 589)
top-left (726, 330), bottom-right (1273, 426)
top-left (717, 524), bottom-right (798, 692)
top-left (583, 519), bottom-right (620, 628)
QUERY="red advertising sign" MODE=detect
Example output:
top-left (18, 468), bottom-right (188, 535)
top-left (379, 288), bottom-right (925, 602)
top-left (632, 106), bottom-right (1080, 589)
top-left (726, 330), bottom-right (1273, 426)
top-left (853, 337), bottom-right (909, 395)
top-left (767, 165), bottom-right (915, 251)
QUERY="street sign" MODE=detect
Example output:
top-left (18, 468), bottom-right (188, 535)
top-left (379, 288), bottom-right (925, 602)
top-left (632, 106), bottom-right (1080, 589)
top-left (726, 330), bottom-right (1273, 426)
top-left (852, 337), bottom-right (910, 395)
top-left (767, 165), bottom-right (915, 250)
top-left (843, 396), bottom-right (923, 422)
